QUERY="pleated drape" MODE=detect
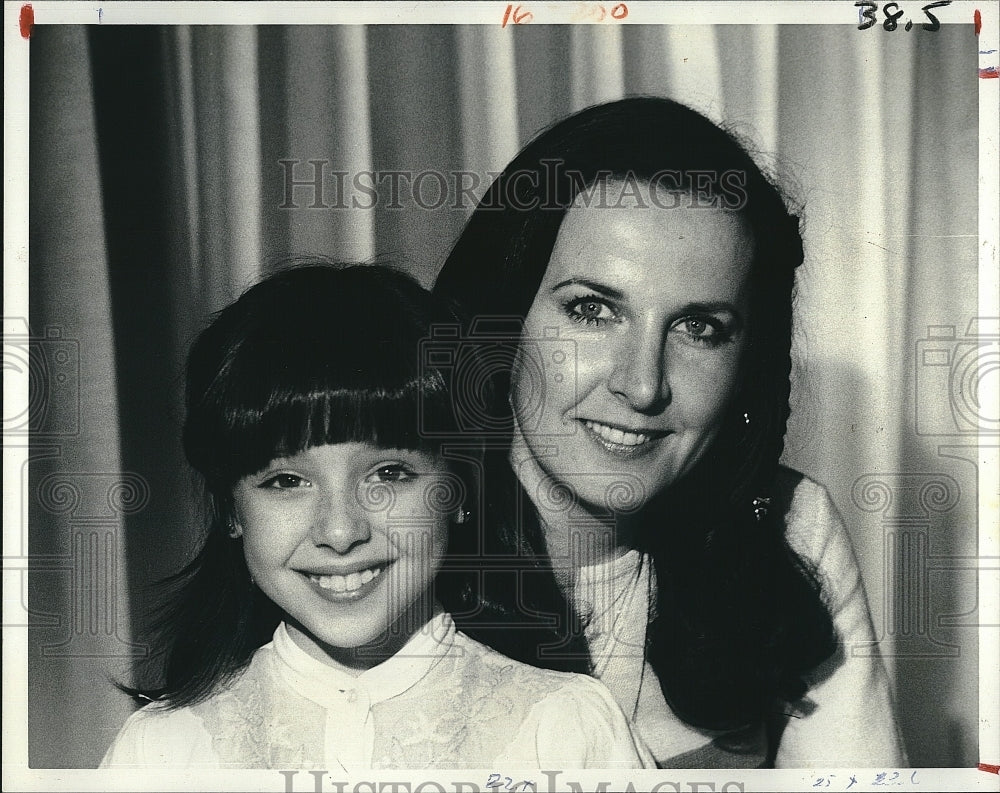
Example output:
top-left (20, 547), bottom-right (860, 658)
top-left (26, 23), bottom-right (980, 768)
top-left (27, 26), bottom-right (136, 768)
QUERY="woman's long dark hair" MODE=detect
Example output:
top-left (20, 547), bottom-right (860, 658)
top-left (433, 97), bottom-right (837, 732)
top-left (129, 261), bottom-right (567, 707)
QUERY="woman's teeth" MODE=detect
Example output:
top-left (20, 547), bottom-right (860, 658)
top-left (584, 420), bottom-right (650, 447)
top-left (310, 567), bottom-right (383, 593)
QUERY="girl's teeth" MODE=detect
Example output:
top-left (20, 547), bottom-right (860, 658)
top-left (311, 567), bottom-right (383, 592)
top-left (585, 420), bottom-right (650, 446)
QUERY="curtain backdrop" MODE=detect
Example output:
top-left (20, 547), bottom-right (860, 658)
top-left (27, 23), bottom-right (980, 768)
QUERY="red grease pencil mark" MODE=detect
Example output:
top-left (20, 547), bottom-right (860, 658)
top-left (19, 4), bottom-right (34, 39)
top-left (980, 66), bottom-right (1000, 78)
top-left (979, 763), bottom-right (1000, 774)
top-left (975, 9), bottom-right (982, 35)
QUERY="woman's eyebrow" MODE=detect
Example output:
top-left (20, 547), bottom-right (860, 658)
top-left (550, 278), bottom-right (624, 300)
top-left (682, 301), bottom-right (741, 316)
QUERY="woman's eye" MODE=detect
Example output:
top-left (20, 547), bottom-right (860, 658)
top-left (367, 464), bottom-right (416, 484)
top-left (564, 296), bottom-right (618, 326)
top-left (673, 317), bottom-right (727, 345)
top-left (260, 473), bottom-right (308, 489)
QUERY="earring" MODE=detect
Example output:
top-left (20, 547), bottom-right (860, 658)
top-left (454, 508), bottom-right (471, 524)
top-left (227, 519), bottom-right (242, 539)
top-left (742, 411), bottom-right (751, 425)
top-left (751, 496), bottom-right (771, 522)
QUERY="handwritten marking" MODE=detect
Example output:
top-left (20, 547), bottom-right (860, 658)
top-left (855, 1), bottom-right (950, 31)
top-left (503, 2), bottom-right (626, 26)
top-left (501, 4), bottom-right (533, 27)
top-left (979, 763), bottom-right (1000, 774)
top-left (980, 66), bottom-right (1000, 78)
top-left (486, 774), bottom-right (535, 791)
top-left (814, 770), bottom-right (921, 788)
top-left (19, 3), bottom-right (33, 39)
top-left (975, 8), bottom-right (982, 34)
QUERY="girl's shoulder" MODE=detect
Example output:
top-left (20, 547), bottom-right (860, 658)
top-left (99, 701), bottom-right (211, 767)
top-left (449, 630), bottom-right (621, 709)
top-left (100, 651), bottom-right (269, 768)
top-left (411, 631), bottom-right (651, 767)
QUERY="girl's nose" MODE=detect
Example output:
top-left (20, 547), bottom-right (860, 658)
top-left (311, 492), bottom-right (372, 554)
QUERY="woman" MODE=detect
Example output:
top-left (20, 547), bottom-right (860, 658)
top-left (433, 97), bottom-right (907, 768)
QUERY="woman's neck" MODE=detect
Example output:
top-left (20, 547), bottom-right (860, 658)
top-left (509, 423), bottom-right (636, 582)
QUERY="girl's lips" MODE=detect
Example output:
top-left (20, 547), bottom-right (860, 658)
top-left (304, 563), bottom-right (391, 600)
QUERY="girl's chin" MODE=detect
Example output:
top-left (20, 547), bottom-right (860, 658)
top-left (291, 623), bottom-right (411, 666)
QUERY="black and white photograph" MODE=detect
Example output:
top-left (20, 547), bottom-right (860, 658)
top-left (3, 2), bottom-right (998, 791)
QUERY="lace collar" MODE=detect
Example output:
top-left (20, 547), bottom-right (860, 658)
top-left (270, 611), bottom-right (456, 710)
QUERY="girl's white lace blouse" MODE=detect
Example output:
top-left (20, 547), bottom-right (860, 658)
top-left (100, 611), bottom-right (653, 770)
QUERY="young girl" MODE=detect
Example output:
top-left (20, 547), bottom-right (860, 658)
top-left (100, 263), bottom-right (651, 770)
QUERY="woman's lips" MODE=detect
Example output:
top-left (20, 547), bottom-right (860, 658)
top-left (580, 419), bottom-right (668, 457)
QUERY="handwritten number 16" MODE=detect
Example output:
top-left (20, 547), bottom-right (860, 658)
top-left (856, 1), bottom-right (951, 31)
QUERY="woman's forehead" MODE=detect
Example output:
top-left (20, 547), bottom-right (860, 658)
top-left (547, 196), bottom-right (755, 295)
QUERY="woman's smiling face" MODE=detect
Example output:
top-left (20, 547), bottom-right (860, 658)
top-left (232, 442), bottom-right (454, 665)
top-left (511, 185), bottom-right (755, 514)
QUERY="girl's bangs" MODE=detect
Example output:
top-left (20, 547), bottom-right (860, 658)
top-left (215, 339), bottom-right (456, 483)
top-left (233, 378), bottom-right (453, 481)
top-left (184, 263), bottom-right (467, 490)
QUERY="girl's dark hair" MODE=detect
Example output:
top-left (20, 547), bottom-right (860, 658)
top-left (433, 97), bottom-right (837, 732)
top-left (131, 262), bottom-right (519, 707)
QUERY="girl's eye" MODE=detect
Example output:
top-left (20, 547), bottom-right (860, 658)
top-left (260, 473), bottom-right (309, 489)
top-left (367, 464), bottom-right (416, 484)
top-left (564, 296), bottom-right (618, 326)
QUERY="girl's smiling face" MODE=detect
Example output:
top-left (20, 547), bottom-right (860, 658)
top-left (232, 442), bottom-right (455, 667)
top-left (511, 185), bottom-right (754, 514)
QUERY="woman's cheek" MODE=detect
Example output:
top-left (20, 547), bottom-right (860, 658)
top-left (571, 337), bottom-right (619, 389)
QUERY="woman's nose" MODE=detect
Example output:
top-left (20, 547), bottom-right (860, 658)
top-left (311, 492), bottom-right (372, 554)
top-left (607, 327), bottom-right (670, 413)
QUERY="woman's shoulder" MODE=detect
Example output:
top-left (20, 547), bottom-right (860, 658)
top-left (773, 465), bottom-right (831, 515)
top-left (773, 466), bottom-right (870, 619)
top-left (773, 466), bottom-right (851, 566)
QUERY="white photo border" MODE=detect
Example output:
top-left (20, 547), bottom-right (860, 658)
top-left (3, 2), bottom-right (998, 791)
